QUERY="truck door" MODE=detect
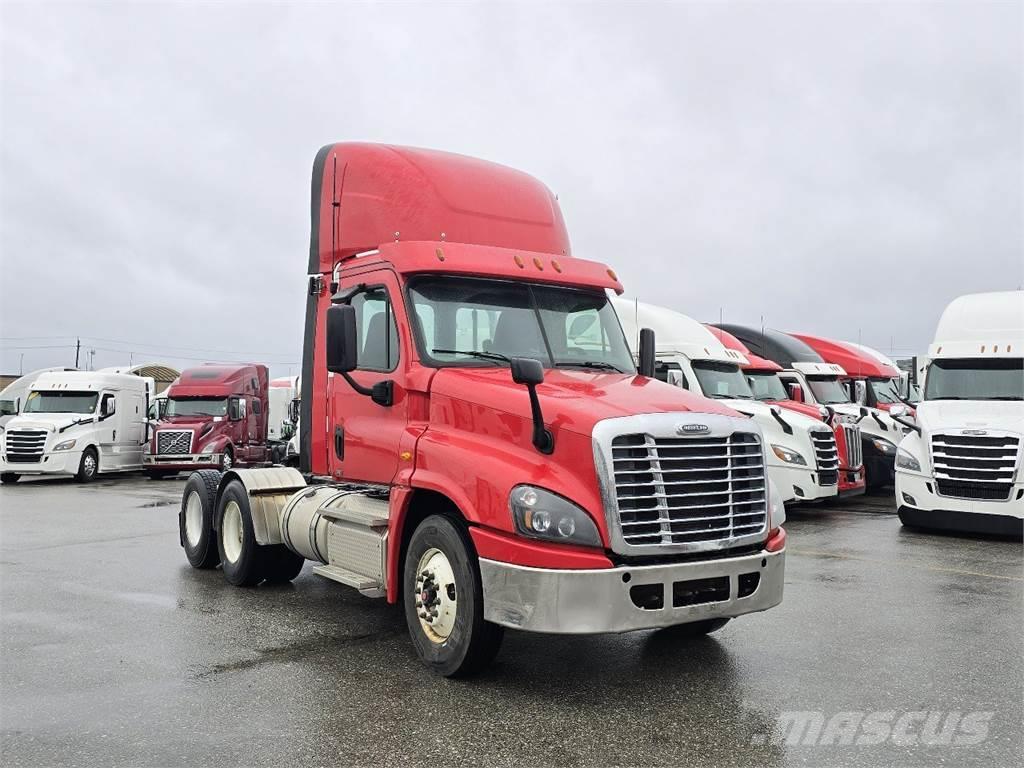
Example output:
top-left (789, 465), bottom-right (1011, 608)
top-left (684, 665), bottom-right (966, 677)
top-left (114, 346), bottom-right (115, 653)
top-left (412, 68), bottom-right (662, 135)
top-left (327, 274), bottom-right (409, 484)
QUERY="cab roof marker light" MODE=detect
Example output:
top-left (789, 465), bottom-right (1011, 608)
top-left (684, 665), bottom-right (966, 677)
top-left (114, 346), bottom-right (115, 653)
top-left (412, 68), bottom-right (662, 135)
top-left (435, 247), bottom-right (445, 262)
top-left (551, 259), bottom-right (562, 273)
top-left (513, 255), bottom-right (525, 269)
top-left (607, 268), bottom-right (618, 281)
top-left (533, 257), bottom-right (544, 270)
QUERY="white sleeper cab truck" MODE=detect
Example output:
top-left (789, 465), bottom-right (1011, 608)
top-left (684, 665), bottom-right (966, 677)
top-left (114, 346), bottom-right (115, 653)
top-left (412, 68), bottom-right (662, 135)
top-left (0, 371), bottom-right (153, 483)
top-left (615, 299), bottom-right (840, 505)
top-left (894, 291), bottom-right (1024, 536)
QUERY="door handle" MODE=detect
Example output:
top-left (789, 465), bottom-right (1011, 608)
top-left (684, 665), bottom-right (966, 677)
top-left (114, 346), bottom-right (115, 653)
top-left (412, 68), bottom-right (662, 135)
top-left (334, 426), bottom-right (344, 460)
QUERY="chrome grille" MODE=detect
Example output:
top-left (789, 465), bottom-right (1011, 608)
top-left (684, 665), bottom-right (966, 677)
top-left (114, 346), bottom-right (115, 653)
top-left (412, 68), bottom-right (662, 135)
top-left (841, 423), bottom-right (862, 468)
top-left (811, 428), bottom-right (839, 485)
top-left (4, 429), bottom-right (46, 463)
top-left (931, 433), bottom-right (1020, 502)
top-left (609, 431), bottom-right (767, 549)
top-left (156, 430), bottom-right (193, 455)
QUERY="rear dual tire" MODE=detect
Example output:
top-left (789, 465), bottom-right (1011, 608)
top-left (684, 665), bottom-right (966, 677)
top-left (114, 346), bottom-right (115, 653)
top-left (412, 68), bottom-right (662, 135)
top-left (180, 470), bottom-right (222, 569)
top-left (217, 479), bottom-right (303, 586)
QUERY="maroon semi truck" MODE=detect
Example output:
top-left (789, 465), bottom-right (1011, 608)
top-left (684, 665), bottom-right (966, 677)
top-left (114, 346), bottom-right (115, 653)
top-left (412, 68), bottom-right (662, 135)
top-left (144, 364), bottom-right (269, 478)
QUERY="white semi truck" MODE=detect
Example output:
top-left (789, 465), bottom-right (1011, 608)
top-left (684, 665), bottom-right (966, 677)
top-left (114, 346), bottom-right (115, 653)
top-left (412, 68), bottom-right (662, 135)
top-left (615, 299), bottom-right (840, 505)
top-left (0, 371), bottom-right (154, 483)
top-left (894, 291), bottom-right (1023, 536)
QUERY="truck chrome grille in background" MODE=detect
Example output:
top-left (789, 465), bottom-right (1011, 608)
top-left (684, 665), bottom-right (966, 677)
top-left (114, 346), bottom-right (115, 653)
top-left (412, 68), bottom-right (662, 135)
top-left (156, 430), bottom-right (193, 455)
top-left (842, 423), bottom-right (862, 468)
top-left (4, 429), bottom-right (47, 463)
top-left (932, 433), bottom-right (1020, 502)
top-left (610, 432), bottom-right (767, 548)
top-left (811, 429), bottom-right (839, 486)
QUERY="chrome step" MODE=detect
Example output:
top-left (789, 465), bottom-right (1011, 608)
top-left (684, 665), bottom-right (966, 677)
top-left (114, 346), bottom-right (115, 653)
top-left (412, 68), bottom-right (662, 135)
top-left (312, 564), bottom-right (385, 598)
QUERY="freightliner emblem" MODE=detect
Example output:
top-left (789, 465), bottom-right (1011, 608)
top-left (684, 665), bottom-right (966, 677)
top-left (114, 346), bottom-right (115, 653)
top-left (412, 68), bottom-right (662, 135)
top-left (677, 423), bottom-right (710, 435)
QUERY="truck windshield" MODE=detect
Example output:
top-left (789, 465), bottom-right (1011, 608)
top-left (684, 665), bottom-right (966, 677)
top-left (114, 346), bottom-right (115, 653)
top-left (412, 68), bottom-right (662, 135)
top-left (745, 371), bottom-right (789, 401)
top-left (868, 377), bottom-right (900, 405)
top-left (807, 376), bottom-right (850, 404)
top-left (924, 358), bottom-right (1024, 401)
top-left (0, 399), bottom-right (17, 416)
top-left (692, 361), bottom-right (754, 399)
top-left (408, 277), bottom-right (636, 373)
top-left (166, 397), bottom-right (228, 417)
top-left (24, 391), bottom-right (98, 414)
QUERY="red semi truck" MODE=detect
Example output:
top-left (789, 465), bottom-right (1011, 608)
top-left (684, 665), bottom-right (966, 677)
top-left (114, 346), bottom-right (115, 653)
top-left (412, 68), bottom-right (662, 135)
top-left (176, 143), bottom-right (787, 676)
top-left (707, 326), bottom-right (866, 497)
top-left (145, 364), bottom-right (269, 478)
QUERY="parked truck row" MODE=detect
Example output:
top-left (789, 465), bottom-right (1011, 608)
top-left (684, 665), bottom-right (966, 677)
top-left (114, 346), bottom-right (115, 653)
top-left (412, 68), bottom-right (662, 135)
top-left (3, 142), bottom-right (1019, 676)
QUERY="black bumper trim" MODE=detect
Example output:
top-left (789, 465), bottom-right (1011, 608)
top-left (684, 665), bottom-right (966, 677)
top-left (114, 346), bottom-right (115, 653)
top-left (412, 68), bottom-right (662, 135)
top-left (898, 505), bottom-right (1023, 538)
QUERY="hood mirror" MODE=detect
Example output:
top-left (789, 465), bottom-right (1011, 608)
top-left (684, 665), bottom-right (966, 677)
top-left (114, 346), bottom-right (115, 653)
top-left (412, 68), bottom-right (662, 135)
top-left (510, 357), bottom-right (552, 454)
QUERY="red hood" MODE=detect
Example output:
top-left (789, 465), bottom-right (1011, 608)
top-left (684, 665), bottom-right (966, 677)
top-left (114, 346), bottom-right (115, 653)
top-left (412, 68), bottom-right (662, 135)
top-left (428, 368), bottom-right (742, 437)
top-left (769, 399), bottom-right (826, 422)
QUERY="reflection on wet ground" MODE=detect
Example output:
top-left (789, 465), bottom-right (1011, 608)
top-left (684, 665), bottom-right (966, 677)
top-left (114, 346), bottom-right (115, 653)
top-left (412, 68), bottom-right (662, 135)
top-left (1, 477), bottom-right (1020, 767)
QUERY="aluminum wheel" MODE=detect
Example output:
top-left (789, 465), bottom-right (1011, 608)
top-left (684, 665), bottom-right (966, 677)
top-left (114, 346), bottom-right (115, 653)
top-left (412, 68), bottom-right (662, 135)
top-left (82, 452), bottom-right (97, 478)
top-left (183, 490), bottom-right (204, 548)
top-left (415, 547), bottom-right (458, 644)
top-left (221, 500), bottom-right (244, 564)
top-left (221, 451), bottom-right (233, 471)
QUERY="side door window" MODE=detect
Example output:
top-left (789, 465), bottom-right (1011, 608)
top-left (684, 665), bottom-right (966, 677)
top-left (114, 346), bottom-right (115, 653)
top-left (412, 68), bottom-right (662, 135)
top-left (352, 287), bottom-right (400, 372)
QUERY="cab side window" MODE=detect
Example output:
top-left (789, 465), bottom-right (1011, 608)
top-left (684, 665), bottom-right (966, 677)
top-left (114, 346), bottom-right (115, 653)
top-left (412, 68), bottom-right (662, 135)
top-left (352, 287), bottom-right (399, 372)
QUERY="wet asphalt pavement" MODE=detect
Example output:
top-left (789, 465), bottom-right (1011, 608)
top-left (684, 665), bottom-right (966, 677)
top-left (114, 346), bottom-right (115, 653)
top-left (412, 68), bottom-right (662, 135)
top-left (1, 476), bottom-right (1021, 768)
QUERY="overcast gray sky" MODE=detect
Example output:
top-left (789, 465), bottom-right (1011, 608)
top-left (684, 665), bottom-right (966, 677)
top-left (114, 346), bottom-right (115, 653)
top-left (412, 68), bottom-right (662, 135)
top-left (1, 1), bottom-right (1021, 377)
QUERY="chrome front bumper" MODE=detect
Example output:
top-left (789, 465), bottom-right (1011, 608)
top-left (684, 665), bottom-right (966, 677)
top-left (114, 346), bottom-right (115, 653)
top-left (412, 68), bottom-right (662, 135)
top-left (480, 547), bottom-right (784, 634)
top-left (144, 453), bottom-right (220, 466)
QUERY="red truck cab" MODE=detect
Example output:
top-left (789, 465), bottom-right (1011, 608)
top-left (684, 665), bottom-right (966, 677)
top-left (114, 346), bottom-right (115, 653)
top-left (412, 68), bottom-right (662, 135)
top-left (145, 364), bottom-right (268, 478)
top-left (708, 325), bottom-right (866, 497)
top-left (177, 144), bottom-right (787, 676)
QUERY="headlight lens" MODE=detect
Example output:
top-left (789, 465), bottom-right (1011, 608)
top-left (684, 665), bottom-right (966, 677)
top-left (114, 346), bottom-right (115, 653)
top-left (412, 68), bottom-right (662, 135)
top-left (771, 444), bottom-right (807, 466)
top-left (510, 485), bottom-right (602, 547)
top-left (53, 439), bottom-right (76, 451)
top-left (895, 448), bottom-right (921, 472)
top-left (199, 443), bottom-right (216, 454)
top-left (872, 438), bottom-right (897, 454)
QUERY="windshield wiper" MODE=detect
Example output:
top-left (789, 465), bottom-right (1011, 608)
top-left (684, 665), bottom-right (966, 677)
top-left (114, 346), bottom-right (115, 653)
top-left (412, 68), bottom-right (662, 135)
top-left (432, 348), bottom-right (511, 365)
top-left (554, 361), bottom-right (622, 373)
top-left (930, 396), bottom-right (968, 400)
top-left (985, 396), bottom-right (1023, 401)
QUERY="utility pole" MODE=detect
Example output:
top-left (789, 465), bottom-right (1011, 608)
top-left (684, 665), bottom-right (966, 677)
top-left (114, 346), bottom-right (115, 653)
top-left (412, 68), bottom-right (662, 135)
top-left (75, 337), bottom-right (81, 368)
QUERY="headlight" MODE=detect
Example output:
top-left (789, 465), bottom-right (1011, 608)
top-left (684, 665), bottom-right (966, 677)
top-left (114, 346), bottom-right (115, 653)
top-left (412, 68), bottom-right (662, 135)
top-left (143, 442), bottom-right (152, 454)
top-left (53, 439), bottom-right (77, 451)
top-left (509, 485), bottom-right (602, 547)
top-left (895, 448), bottom-right (921, 472)
top-left (872, 438), bottom-right (897, 455)
top-left (199, 443), bottom-right (216, 454)
top-left (771, 444), bottom-right (807, 466)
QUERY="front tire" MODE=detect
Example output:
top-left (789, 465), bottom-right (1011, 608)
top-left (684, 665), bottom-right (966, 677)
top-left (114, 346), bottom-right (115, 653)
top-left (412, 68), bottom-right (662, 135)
top-left (180, 470), bottom-right (222, 569)
top-left (216, 479), bottom-right (270, 586)
top-left (76, 448), bottom-right (98, 483)
top-left (403, 515), bottom-right (503, 677)
top-left (0, 473), bottom-right (19, 484)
